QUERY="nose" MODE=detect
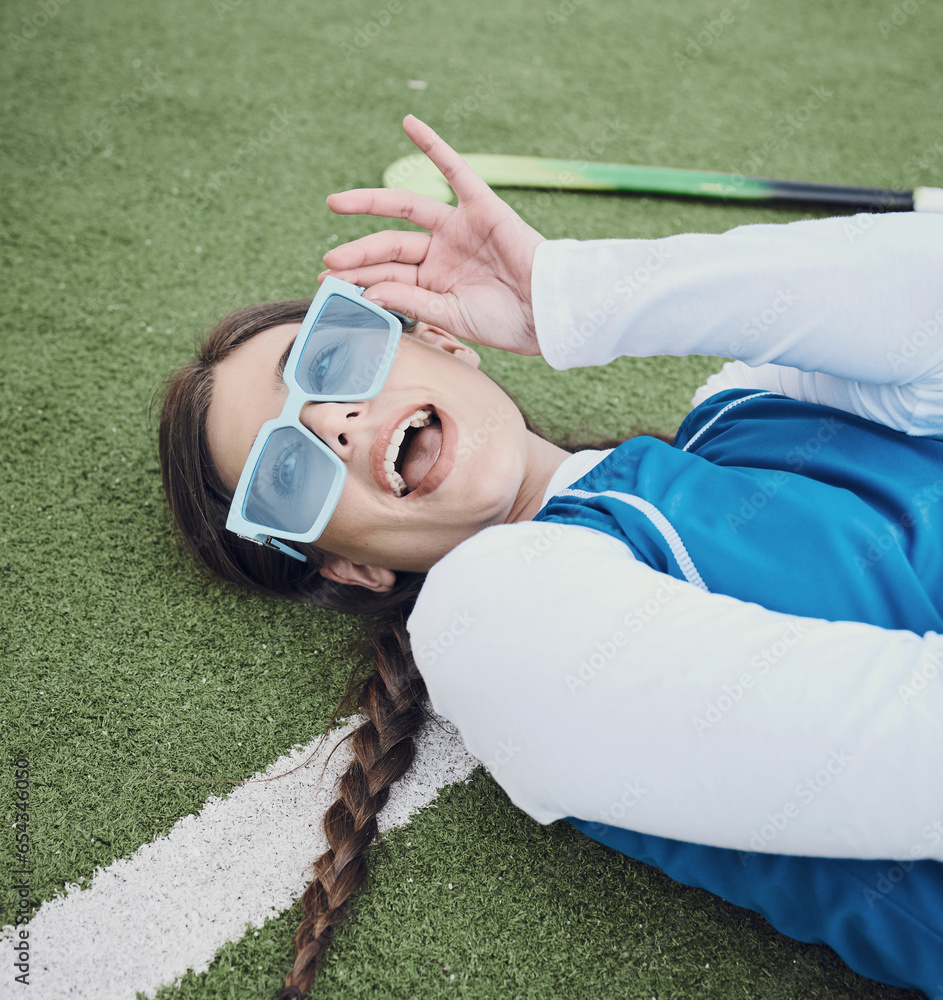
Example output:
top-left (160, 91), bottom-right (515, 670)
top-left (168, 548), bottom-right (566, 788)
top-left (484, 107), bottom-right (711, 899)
top-left (300, 400), bottom-right (364, 456)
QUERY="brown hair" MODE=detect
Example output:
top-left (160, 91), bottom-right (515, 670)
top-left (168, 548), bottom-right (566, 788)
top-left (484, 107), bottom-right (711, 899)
top-left (157, 299), bottom-right (426, 614)
top-left (158, 300), bottom-right (433, 996)
top-left (157, 301), bottom-right (667, 997)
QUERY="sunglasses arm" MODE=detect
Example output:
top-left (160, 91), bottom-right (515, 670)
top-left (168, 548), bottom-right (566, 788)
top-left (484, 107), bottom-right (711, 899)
top-left (238, 533), bottom-right (309, 563)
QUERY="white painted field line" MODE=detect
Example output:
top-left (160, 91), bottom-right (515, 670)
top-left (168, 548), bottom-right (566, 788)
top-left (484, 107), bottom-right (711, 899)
top-left (2, 714), bottom-right (477, 1000)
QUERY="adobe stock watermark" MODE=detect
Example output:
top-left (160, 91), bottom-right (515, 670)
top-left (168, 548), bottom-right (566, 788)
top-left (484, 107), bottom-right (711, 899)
top-left (413, 609), bottom-right (477, 667)
top-left (339, 0), bottom-right (406, 58)
top-left (862, 815), bottom-right (943, 907)
top-left (521, 522), bottom-right (564, 566)
top-left (887, 304), bottom-right (943, 371)
top-left (673, 0), bottom-right (751, 72)
top-left (854, 480), bottom-right (943, 573)
top-left (691, 619), bottom-right (808, 735)
top-left (899, 130), bottom-right (943, 187)
top-left (878, 0), bottom-right (929, 38)
top-left (456, 405), bottom-right (514, 464)
top-left (843, 212), bottom-right (887, 242)
top-left (843, 130), bottom-right (943, 237)
top-left (484, 735), bottom-right (523, 774)
top-left (593, 780), bottom-right (648, 824)
top-left (555, 118), bottom-right (631, 185)
top-left (553, 244), bottom-right (673, 364)
top-left (8, 0), bottom-right (70, 52)
top-left (443, 75), bottom-right (501, 130)
top-left (727, 84), bottom-right (834, 191)
top-left (174, 105), bottom-right (293, 216)
top-left (212, 0), bottom-right (247, 16)
top-left (11, 757), bottom-right (34, 986)
top-left (545, 0), bottom-right (587, 28)
top-left (565, 577), bottom-right (685, 693)
top-left (506, 117), bottom-right (631, 232)
top-left (897, 646), bottom-right (943, 706)
top-left (725, 417), bottom-right (842, 534)
top-left (744, 748), bottom-right (853, 852)
top-left (54, 66), bottom-right (166, 181)
top-left (725, 287), bottom-right (798, 357)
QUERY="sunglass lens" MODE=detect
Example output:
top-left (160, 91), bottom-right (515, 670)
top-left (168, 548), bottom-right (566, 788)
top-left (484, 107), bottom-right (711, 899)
top-left (295, 294), bottom-right (394, 397)
top-left (244, 426), bottom-right (339, 535)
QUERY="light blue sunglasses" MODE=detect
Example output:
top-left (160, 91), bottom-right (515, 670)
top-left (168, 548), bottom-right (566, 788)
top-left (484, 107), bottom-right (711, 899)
top-left (226, 276), bottom-right (405, 563)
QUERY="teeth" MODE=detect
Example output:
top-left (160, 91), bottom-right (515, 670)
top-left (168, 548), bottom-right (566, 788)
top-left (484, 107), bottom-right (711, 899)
top-left (383, 408), bottom-right (432, 496)
top-left (389, 470), bottom-right (408, 496)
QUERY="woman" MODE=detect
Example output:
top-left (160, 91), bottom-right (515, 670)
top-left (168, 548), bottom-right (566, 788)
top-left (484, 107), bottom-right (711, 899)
top-left (159, 116), bottom-right (943, 998)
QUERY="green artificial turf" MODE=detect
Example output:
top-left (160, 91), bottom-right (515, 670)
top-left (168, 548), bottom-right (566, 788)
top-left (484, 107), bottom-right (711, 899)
top-left (156, 776), bottom-right (917, 1000)
top-left (2, 0), bottom-right (940, 996)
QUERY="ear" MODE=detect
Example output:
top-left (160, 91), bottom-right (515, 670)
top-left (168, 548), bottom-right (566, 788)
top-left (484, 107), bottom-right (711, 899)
top-left (408, 323), bottom-right (481, 368)
top-left (318, 555), bottom-right (397, 593)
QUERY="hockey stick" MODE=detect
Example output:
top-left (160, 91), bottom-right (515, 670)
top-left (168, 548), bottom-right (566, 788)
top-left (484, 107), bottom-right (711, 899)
top-left (382, 152), bottom-right (943, 212)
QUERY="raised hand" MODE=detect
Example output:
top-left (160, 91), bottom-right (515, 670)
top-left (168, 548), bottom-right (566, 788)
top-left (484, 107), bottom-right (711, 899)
top-left (320, 115), bottom-right (546, 356)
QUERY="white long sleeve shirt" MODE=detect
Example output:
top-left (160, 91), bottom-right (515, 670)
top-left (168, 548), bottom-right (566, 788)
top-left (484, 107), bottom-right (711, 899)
top-left (406, 212), bottom-right (943, 863)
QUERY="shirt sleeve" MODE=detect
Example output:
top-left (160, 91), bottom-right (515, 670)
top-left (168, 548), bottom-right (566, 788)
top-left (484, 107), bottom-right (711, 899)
top-left (532, 213), bottom-right (943, 435)
top-left (407, 520), bottom-right (943, 862)
top-left (688, 358), bottom-right (939, 435)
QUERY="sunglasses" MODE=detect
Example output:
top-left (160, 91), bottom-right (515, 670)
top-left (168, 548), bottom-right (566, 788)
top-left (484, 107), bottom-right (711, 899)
top-left (226, 276), bottom-right (406, 563)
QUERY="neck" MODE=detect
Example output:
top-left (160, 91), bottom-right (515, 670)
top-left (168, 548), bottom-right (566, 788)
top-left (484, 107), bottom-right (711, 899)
top-left (506, 431), bottom-right (571, 524)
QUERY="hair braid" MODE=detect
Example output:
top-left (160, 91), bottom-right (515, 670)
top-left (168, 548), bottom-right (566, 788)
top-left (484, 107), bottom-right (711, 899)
top-left (157, 298), bottom-right (673, 999)
top-left (278, 612), bottom-right (429, 998)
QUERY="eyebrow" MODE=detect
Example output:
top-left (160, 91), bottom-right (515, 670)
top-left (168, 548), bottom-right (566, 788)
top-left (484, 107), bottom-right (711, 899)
top-left (273, 339), bottom-right (295, 388)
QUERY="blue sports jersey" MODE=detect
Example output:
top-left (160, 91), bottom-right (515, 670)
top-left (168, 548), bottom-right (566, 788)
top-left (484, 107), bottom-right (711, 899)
top-left (536, 388), bottom-right (943, 632)
top-left (533, 388), bottom-right (943, 995)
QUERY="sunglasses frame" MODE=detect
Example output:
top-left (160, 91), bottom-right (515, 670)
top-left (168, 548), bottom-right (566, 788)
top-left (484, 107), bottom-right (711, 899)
top-left (225, 276), bottom-right (405, 562)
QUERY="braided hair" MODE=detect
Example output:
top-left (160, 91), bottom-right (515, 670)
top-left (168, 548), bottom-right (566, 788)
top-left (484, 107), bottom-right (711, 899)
top-left (158, 300), bottom-right (432, 995)
top-left (157, 299), bottom-right (663, 995)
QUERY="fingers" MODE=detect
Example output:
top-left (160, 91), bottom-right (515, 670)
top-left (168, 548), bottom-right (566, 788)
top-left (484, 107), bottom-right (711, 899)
top-left (344, 279), bottom-right (457, 332)
top-left (318, 261), bottom-right (419, 291)
top-left (322, 230), bottom-right (431, 271)
top-left (401, 115), bottom-right (493, 204)
top-left (326, 187), bottom-right (450, 233)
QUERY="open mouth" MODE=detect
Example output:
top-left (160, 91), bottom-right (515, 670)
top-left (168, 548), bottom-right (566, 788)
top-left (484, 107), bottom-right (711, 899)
top-left (382, 406), bottom-right (443, 497)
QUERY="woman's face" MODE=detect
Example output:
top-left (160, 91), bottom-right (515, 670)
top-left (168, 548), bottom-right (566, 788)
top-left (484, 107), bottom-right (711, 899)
top-left (206, 321), bottom-right (540, 579)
